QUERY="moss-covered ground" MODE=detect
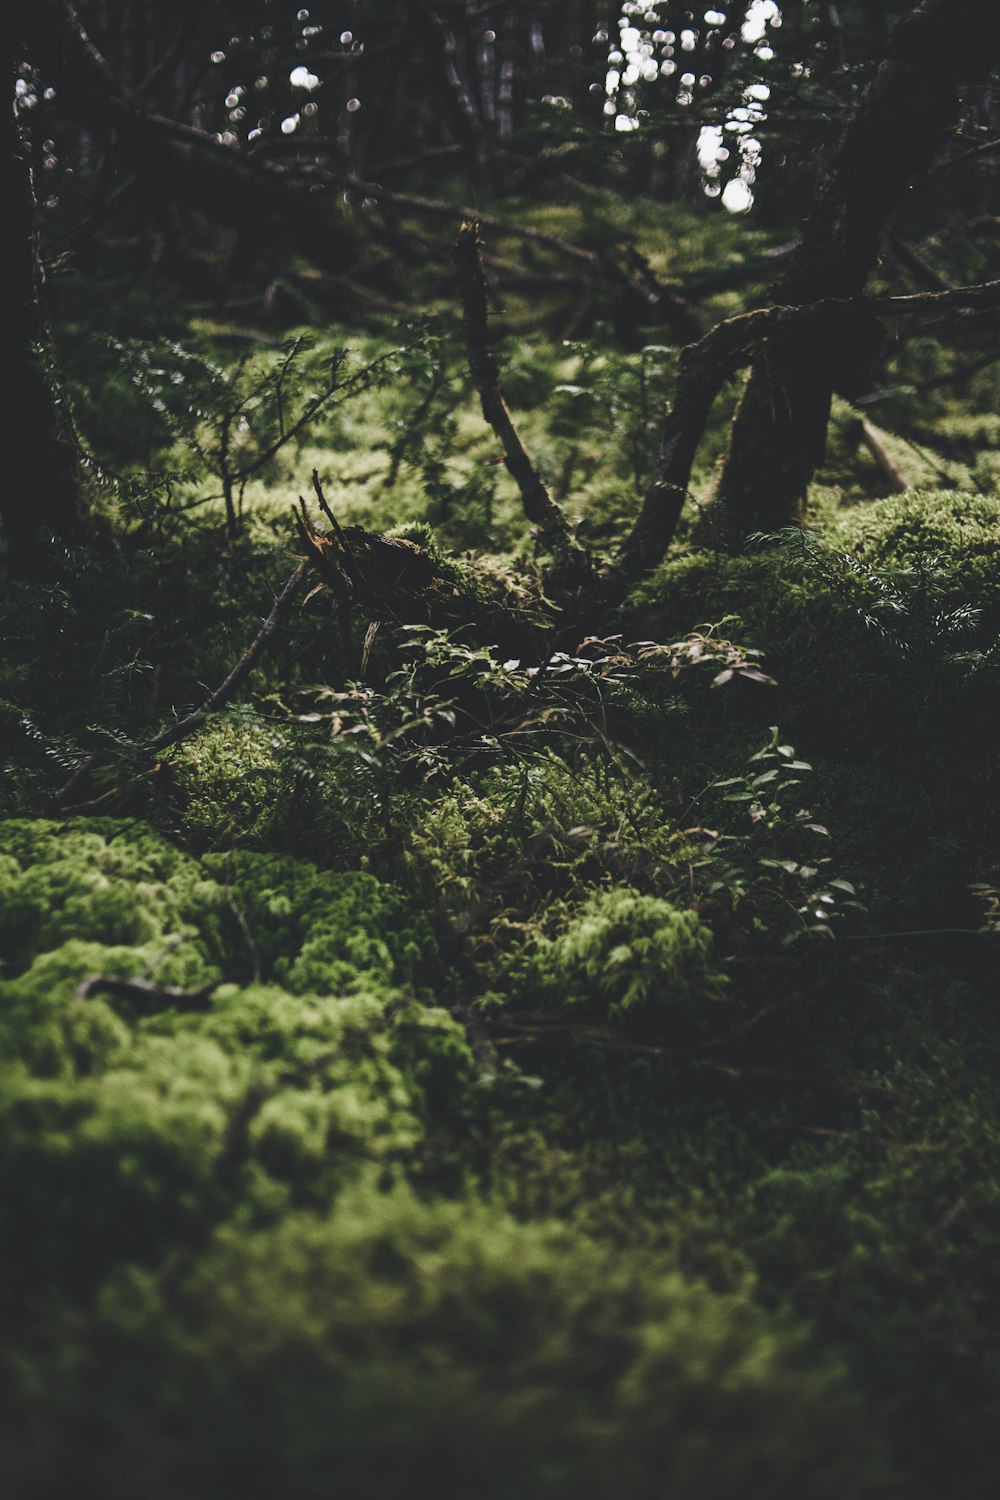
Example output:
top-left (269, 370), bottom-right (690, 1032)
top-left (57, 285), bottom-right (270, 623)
top-left (3, 202), bottom-right (1000, 1498)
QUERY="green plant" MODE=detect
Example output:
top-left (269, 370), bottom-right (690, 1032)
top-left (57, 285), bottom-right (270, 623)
top-left (699, 726), bottom-right (863, 945)
top-left (295, 624), bottom-right (774, 789)
top-left (114, 333), bottom-right (417, 535)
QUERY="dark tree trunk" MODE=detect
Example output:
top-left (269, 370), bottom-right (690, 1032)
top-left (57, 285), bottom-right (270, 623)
top-left (1, 7), bottom-right (87, 574)
top-left (714, 0), bottom-right (1000, 540)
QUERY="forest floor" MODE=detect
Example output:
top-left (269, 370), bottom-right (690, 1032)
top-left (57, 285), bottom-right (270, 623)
top-left (3, 202), bottom-right (1000, 1499)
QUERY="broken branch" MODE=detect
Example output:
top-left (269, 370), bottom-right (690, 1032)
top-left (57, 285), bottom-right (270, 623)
top-left (77, 974), bottom-right (219, 1009)
top-left (455, 220), bottom-right (589, 568)
top-left (856, 417), bottom-right (910, 492)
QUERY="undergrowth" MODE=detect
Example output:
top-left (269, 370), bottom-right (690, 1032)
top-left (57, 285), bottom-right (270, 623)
top-left (4, 251), bottom-right (1000, 1499)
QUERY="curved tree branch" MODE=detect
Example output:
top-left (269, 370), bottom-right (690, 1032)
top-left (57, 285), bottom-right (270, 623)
top-left (617, 277), bottom-right (1000, 578)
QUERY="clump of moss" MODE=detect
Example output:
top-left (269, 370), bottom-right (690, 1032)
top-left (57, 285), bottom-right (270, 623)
top-left (830, 489), bottom-right (1000, 637)
top-left (630, 490), bottom-right (1000, 793)
top-left (167, 715), bottom-right (292, 849)
top-left (0, 1186), bottom-right (893, 1500)
top-left (0, 820), bottom-right (471, 1304)
top-left (404, 752), bottom-right (688, 950)
top-left (0, 819), bottom-right (225, 979)
top-left (200, 849), bottom-right (438, 993)
top-left (521, 886), bottom-right (726, 1027)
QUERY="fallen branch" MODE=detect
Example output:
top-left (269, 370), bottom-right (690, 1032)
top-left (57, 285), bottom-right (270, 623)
top-left (479, 988), bottom-right (797, 1063)
top-left (856, 416), bottom-right (910, 492)
top-left (357, 178), bottom-right (602, 266)
top-left (883, 228), bottom-right (952, 293)
top-left (858, 347), bottom-right (1000, 405)
top-left (922, 132), bottom-right (1000, 182)
top-left (77, 974), bottom-right (218, 1009)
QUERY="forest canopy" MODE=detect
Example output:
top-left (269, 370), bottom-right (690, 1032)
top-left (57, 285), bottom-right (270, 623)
top-left (3, 4), bottom-right (1000, 1498)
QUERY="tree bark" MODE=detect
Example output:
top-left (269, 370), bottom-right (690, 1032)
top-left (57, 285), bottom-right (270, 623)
top-left (714, 0), bottom-right (1000, 541)
top-left (1, 6), bottom-right (87, 573)
top-left (617, 279), bottom-right (1000, 578)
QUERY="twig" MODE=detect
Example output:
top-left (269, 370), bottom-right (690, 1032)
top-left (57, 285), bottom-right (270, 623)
top-left (883, 228), bottom-right (952, 293)
top-left (481, 988), bottom-right (799, 1063)
top-left (859, 348), bottom-right (1000, 405)
top-left (311, 469), bottom-right (361, 585)
top-left (76, 974), bottom-right (219, 1009)
top-left (148, 561), bottom-right (308, 755)
top-left (224, 885), bottom-right (262, 985)
top-left (295, 475), bottom-right (401, 624)
top-left (922, 133), bottom-right (1000, 182)
top-left (352, 178), bottom-right (602, 266)
top-left (848, 927), bottom-right (991, 940)
top-left (55, 560), bottom-right (308, 811)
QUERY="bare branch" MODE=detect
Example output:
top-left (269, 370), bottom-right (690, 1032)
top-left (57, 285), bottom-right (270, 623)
top-left (455, 221), bottom-right (589, 566)
top-left (77, 975), bottom-right (219, 1009)
top-left (856, 417), bottom-right (910, 493)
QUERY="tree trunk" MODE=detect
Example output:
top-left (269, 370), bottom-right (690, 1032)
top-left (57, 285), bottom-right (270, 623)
top-left (1, 7), bottom-right (87, 574)
top-left (714, 0), bottom-right (1000, 541)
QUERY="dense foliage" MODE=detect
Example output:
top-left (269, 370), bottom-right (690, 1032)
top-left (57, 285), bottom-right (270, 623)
top-left (4, 4), bottom-right (1000, 1498)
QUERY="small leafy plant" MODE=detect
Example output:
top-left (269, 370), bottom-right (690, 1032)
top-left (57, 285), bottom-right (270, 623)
top-left (695, 727), bottom-right (863, 945)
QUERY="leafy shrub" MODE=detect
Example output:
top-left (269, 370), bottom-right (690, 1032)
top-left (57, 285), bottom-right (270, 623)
top-left (696, 726), bottom-right (862, 946)
top-left (0, 1187), bottom-right (893, 1500)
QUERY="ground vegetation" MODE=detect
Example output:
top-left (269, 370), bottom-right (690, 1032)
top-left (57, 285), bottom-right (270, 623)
top-left (3, 4), bottom-right (1000, 1496)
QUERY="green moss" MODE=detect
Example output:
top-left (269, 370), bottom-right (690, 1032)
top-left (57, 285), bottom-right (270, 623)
top-left (0, 821), bottom-right (472, 1303)
top-left (200, 850), bottom-right (438, 992)
top-left (0, 819), bottom-right (225, 978)
top-left (629, 490), bottom-right (1000, 793)
top-left (524, 886), bottom-right (726, 1024)
top-left (7, 223), bottom-right (1000, 1500)
top-left (830, 489), bottom-right (1000, 636)
top-left (0, 1187), bottom-right (893, 1500)
top-left (167, 716), bottom-right (291, 848)
top-left (404, 752), bottom-right (688, 949)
